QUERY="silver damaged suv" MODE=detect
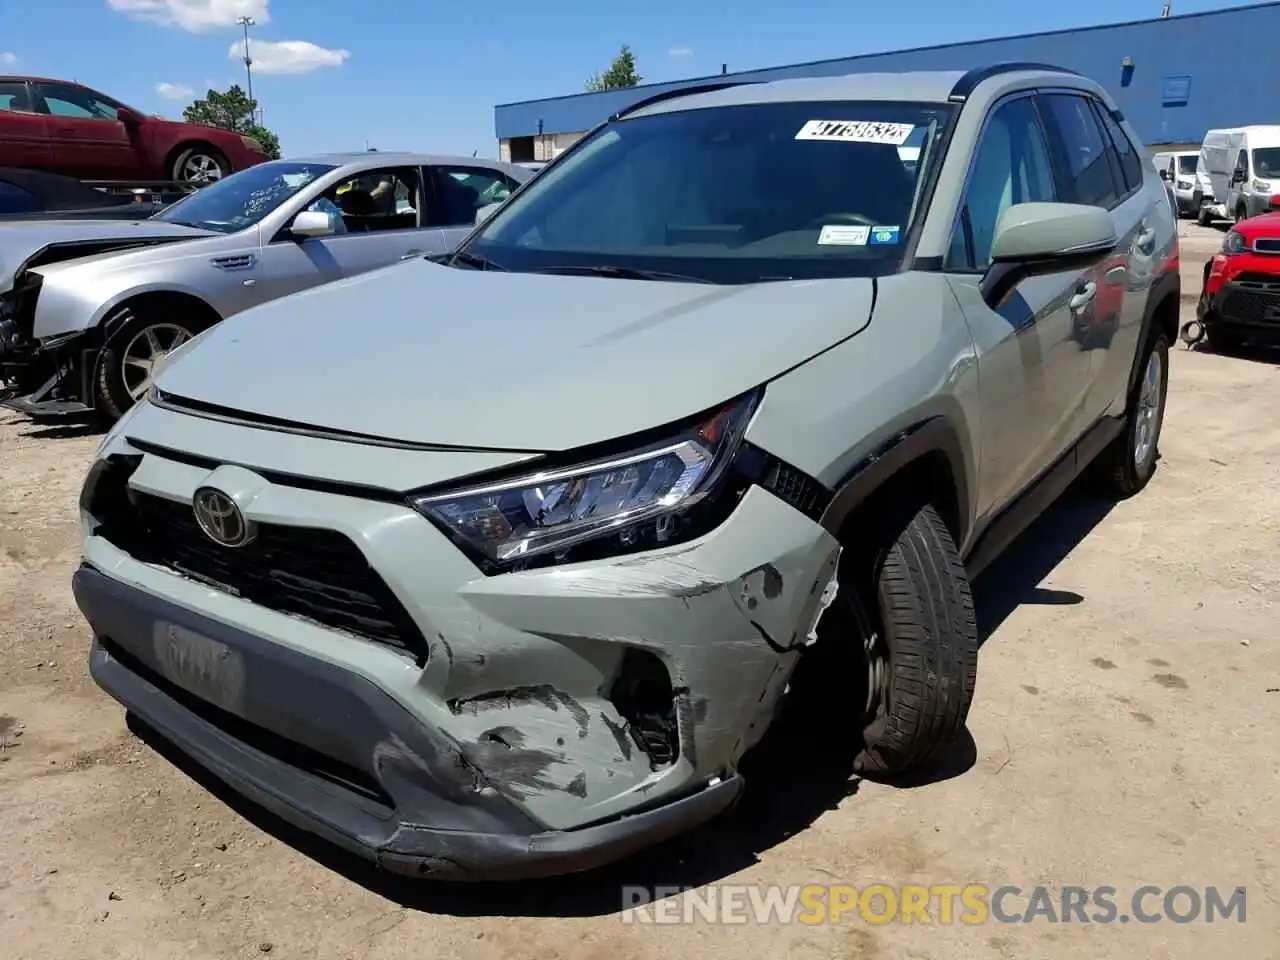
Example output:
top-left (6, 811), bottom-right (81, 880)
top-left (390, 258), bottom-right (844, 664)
top-left (75, 64), bottom-right (1179, 880)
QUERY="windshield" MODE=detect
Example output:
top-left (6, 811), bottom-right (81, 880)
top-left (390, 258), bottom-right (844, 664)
top-left (1178, 155), bottom-right (1198, 174)
top-left (153, 161), bottom-right (336, 233)
top-left (1252, 148), bottom-right (1280, 178)
top-left (462, 100), bottom-right (951, 283)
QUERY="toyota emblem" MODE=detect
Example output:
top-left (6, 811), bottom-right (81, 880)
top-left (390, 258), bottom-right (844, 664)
top-left (192, 486), bottom-right (256, 548)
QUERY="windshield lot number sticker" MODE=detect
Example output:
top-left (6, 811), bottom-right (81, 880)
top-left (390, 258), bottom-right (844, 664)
top-left (795, 120), bottom-right (915, 145)
top-left (818, 225), bottom-right (870, 246)
top-left (869, 225), bottom-right (901, 244)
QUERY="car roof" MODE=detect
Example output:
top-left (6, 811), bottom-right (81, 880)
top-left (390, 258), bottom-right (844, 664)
top-left (626, 66), bottom-right (1095, 120)
top-left (285, 151), bottom-right (524, 169)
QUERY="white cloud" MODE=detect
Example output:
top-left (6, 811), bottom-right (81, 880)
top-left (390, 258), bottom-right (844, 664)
top-left (107, 0), bottom-right (270, 33)
top-left (0, 52), bottom-right (17, 65)
top-left (668, 46), bottom-right (693, 58)
top-left (155, 81), bottom-right (194, 100)
top-left (228, 38), bottom-right (349, 75)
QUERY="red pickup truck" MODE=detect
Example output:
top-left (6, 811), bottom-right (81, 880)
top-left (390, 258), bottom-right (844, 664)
top-left (0, 75), bottom-right (270, 186)
top-left (1197, 198), bottom-right (1280, 351)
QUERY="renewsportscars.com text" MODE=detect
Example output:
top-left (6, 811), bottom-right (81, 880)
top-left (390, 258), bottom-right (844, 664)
top-left (621, 884), bottom-right (1248, 925)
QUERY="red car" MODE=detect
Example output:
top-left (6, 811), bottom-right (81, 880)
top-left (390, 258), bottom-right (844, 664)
top-left (1197, 196), bottom-right (1280, 351)
top-left (0, 76), bottom-right (270, 186)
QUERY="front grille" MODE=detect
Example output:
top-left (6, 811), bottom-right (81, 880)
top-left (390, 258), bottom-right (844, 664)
top-left (88, 460), bottom-right (428, 660)
top-left (1252, 238), bottom-right (1280, 254)
top-left (1220, 282), bottom-right (1280, 326)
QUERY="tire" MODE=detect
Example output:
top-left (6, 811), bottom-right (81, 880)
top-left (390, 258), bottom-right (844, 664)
top-left (1235, 205), bottom-right (1248, 226)
top-left (94, 305), bottom-right (210, 424)
top-left (847, 502), bottom-right (979, 777)
top-left (171, 145), bottom-right (230, 185)
top-left (1196, 202), bottom-right (1212, 227)
top-left (1099, 326), bottom-right (1170, 498)
top-left (1204, 323), bottom-right (1244, 354)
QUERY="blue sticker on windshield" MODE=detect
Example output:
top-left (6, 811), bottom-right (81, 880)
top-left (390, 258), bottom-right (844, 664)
top-left (869, 225), bottom-right (901, 245)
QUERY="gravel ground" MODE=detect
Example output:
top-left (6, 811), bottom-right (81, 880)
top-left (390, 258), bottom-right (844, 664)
top-left (1, 223), bottom-right (1276, 959)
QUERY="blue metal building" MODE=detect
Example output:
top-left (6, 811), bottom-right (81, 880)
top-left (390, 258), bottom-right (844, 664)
top-left (493, 2), bottom-right (1279, 161)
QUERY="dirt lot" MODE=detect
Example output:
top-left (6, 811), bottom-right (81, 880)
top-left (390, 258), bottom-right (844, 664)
top-left (1, 223), bottom-right (1276, 959)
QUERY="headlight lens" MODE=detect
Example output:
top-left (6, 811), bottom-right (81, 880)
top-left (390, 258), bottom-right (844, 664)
top-left (412, 392), bottom-right (761, 570)
top-left (241, 136), bottom-right (264, 152)
top-left (1222, 229), bottom-right (1248, 254)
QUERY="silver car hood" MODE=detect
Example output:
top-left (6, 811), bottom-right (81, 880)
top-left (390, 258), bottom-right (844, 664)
top-left (155, 259), bottom-right (875, 452)
top-left (0, 218), bottom-right (215, 294)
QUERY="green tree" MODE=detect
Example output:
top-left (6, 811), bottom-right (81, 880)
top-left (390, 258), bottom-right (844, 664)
top-left (585, 44), bottom-right (641, 92)
top-left (182, 84), bottom-right (282, 159)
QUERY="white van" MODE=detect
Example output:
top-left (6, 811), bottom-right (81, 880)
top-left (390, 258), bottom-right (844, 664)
top-left (1197, 126), bottom-right (1280, 225)
top-left (1151, 150), bottom-right (1201, 217)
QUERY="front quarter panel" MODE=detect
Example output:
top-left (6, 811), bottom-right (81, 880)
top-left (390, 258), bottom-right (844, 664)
top-left (745, 272), bottom-right (982, 547)
top-left (31, 230), bottom-right (261, 339)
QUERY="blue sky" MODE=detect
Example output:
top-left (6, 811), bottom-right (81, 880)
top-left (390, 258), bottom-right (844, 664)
top-left (0, 0), bottom-right (1266, 158)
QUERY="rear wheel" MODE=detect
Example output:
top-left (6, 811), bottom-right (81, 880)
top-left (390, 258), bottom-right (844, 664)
top-left (171, 145), bottom-right (229, 185)
top-left (1100, 326), bottom-right (1169, 498)
top-left (1196, 201), bottom-right (1213, 227)
top-left (94, 305), bottom-right (210, 423)
top-left (1235, 204), bottom-right (1248, 226)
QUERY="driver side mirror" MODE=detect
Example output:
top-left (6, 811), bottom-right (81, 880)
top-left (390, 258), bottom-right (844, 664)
top-left (117, 106), bottom-right (143, 126)
top-left (290, 209), bottom-right (337, 239)
top-left (474, 201), bottom-right (503, 226)
top-left (1158, 168), bottom-right (1170, 181)
top-left (1231, 168), bottom-right (1247, 185)
top-left (981, 202), bottom-right (1118, 309)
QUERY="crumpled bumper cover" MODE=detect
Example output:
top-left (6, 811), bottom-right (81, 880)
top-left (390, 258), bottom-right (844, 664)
top-left (75, 564), bottom-right (744, 881)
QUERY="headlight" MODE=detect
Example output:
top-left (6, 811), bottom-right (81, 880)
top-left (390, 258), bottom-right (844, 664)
top-left (412, 391), bottom-right (762, 572)
top-left (1222, 230), bottom-right (1248, 254)
top-left (241, 136), bottom-right (264, 152)
top-left (1251, 179), bottom-right (1271, 193)
top-left (1177, 179), bottom-right (1194, 190)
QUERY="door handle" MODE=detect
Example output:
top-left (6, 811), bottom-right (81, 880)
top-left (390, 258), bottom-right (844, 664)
top-left (1068, 281), bottom-right (1097, 312)
top-left (400, 249), bottom-right (424, 260)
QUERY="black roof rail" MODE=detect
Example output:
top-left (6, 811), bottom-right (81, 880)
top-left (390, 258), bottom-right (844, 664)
top-left (611, 80), bottom-right (761, 121)
top-left (948, 62), bottom-right (1081, 102)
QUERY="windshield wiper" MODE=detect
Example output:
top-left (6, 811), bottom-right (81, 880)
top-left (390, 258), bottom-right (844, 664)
top-left (527, 264), bottom-right (712, 284)
top-left (446, 250), bottom-right (507, 271)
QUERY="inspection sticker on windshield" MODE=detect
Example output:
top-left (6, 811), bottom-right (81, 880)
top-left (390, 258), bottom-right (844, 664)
top-left (795, 120), bottom-right (915, 145)
top-left (818, 225), bottom-right (870, 246)
top-left (869, 225), bottom-right (901, 245)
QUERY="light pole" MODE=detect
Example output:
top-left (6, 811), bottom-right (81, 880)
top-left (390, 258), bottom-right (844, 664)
top-left (236, 15), bottom-right (257, 122)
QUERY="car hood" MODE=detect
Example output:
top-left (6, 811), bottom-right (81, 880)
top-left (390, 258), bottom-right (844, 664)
top-left (0, 218), bottom-right (215, 294)
top-left (156, 259), bottom-right (875, 452)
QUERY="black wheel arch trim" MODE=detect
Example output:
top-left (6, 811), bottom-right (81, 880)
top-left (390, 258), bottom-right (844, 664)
top-left (1126, 267), bottom-right (1181, 399)
top-left (818, 416), bottom-right (973, 549)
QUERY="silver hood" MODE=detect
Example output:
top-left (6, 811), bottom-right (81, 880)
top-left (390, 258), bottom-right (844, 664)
top-left (0, 218), bottom-right (215, 295)
top-left (155, 259), bottom-right (875, 452)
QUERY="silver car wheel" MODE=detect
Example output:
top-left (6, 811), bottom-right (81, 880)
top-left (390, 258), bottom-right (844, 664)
top-left (181, 153), bottom-right (224, 184)
top-left (121, 323), bottom-right (191, 400)
top-left (1132, 348), bottom-right (1164, 470)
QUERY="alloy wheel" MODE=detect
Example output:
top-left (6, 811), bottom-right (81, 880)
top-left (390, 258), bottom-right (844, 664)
top-left (1133, 348), bottom-right (1165, 470)
top-left (121, 323), bottom-right (192, 400)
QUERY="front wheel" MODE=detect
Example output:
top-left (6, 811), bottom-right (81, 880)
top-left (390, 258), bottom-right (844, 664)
top-left (848, 502), bottom-right (979, 777)
top-left (94, 308), bottom-right (205, 424)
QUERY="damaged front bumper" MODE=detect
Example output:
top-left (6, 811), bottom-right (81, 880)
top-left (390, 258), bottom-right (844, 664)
top-left (76, 565), bottom-right (746, 881)
top-left (76, 411), bottom-right (842, 879)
